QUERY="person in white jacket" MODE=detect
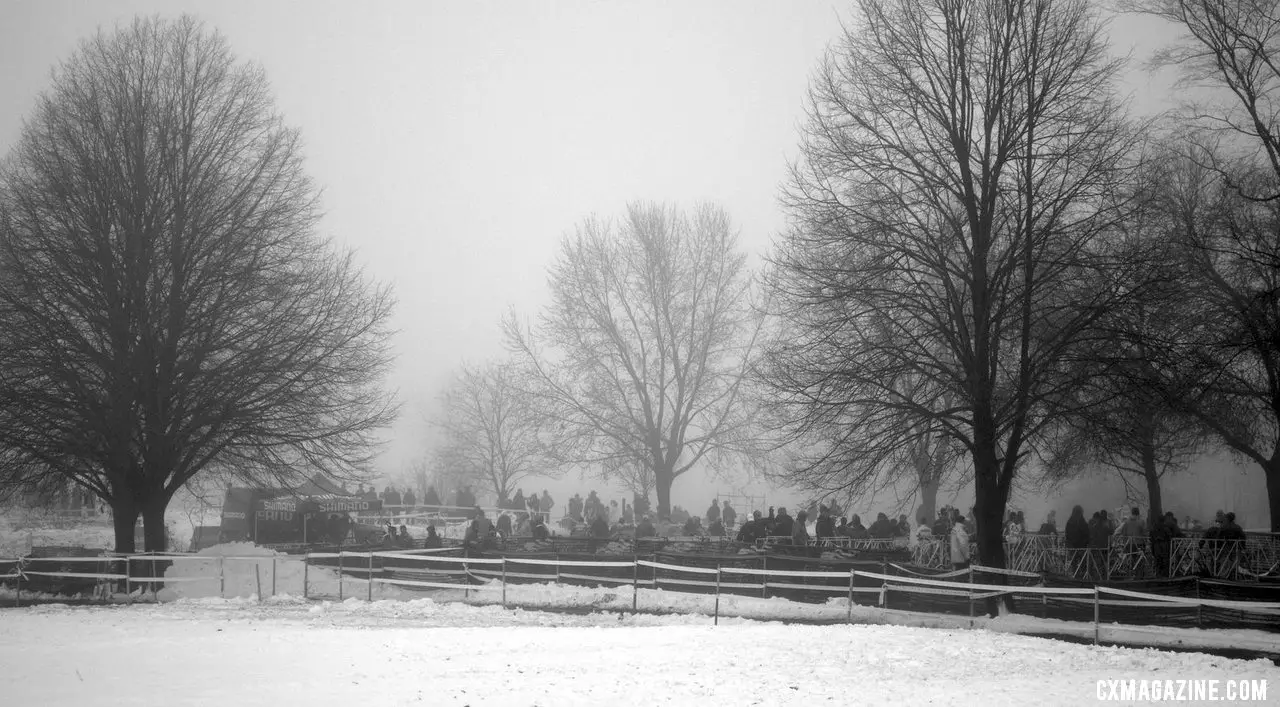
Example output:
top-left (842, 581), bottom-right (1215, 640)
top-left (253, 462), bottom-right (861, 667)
top-left (951, 516), bottom-right (971, 570)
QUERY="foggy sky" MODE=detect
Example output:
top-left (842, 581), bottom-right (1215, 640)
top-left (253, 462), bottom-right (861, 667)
top-left (1, 1), bottom-right (1187, 514)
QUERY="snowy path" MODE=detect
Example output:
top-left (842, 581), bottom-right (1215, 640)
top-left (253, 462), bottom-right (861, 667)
top-left (2, 598), bottom-right (1277, 706)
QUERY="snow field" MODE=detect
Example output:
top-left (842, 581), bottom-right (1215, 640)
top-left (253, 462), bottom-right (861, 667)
top-left (2, 596), bottom-right (1277, 706)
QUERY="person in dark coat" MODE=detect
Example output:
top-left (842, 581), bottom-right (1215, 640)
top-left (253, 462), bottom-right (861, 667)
top-left (1064, 505), bottom-right (1090, 549)
top-left (590, 513), bottom-right (611, 539)
top-left (868, 512), bottom-right (894, 539)
top-left (815, 506), bottom-right (835, 538)
top-left (424, 486), bottom-right (441, 508)
top-left (1219, 512), bottom-right (1246, 540)
top-left (403, 489), bottom-right (417, 508)
top-left (722, 501), bottom-right (736, 529)
top-left (424, 524), bottom-right (443, 549)
top-left (707, 518), bottom-right (726, 536)
top-left (791, 510), bottom-right (810, 546)
top-left (397, 524), bottom-right (414, 548)
top-left (531, 517), bottom-right (551, 540)
top-left (846, 514), bottom-right (869, 539)
top-left (772, 508), bottom-right (794, 537)
top-left (706, 500), bottom-right (721, 524)
top-left (635, 515), bottom-right (657, 539)
top-left (496, 512), bottom-right (513, 538)
top-left (683, 516), bottom-right (704, 536)
top-left (1088, 511), bottom-right (1110, 549)
top-left (1151, 511), bottom-right (1182, 576)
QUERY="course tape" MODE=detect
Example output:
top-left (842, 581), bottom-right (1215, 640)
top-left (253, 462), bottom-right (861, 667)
top-left (970, 564), bottom-right (1042, 578)
top-left (504, 558), bottom-right (636, 568)
top-left (764, 581), bottom-right (859, 593)
top-left (637, 560), bottom-right (718, 575)
top-left (855, 571), bottom-right (1095, 596)
top-left (729, 567), bottom-right (851, 579)
top-left (21, 571), bottom-right (129, 580)
top-left (1096, 586), bottom-right (1280, 611)
top-left (125, 576), bottom-right (219, 584)
top-left (21, 556), bottom-right (127, 563)
top-left (556, 572), bottom-right (634, 585)
top-left (888, 563), bottom-right (972, 579)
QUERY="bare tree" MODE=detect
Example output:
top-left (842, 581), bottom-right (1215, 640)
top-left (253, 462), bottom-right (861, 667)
top-left (0, 17), bottom-right (396, 552)
top-left (763, 0), bottom-right (1137, 581)
top-left (1040, 160), bottom-right (1213, 524)
top-left (1131, 0), bottom-right (1280, 530)
top-left (505, 202), bottom-right (761, 519)
top-left (432, 361), bottom-right (559, 505)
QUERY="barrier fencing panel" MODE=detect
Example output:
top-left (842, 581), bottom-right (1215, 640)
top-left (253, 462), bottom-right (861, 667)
top-left (12, 545), bottom-right (1280, 641)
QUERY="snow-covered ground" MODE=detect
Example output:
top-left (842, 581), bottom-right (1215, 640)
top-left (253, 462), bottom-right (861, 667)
top-left (1, 596), bottom-right (1276, 706)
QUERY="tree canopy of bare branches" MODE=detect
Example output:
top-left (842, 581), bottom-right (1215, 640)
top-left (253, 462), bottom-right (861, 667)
top-left (1132, 0), bottom-right (1280, 530)
top-left (432, 361), bottom-right (559, 505)
top-left (0, 16), bottom-right (397, 551)
top-left (763, 0), bottom-right (1138, 574)
top-left (505, 202), bottom-right (760, 519)
top-left (1040, 215), bottom-right (1211, 520)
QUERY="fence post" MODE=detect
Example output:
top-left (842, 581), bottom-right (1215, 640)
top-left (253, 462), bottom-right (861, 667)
top-left (271, 556), bottom-right (277, 598)
top-left (464, 558), bottom-right (470, 600)
top-left (632, 553), bottom-right (639, 612)
top-left (501, 558), bottom-right (507, 609)
top-left (338, 552), bottom-right (344, 601)
top-left (1195, 576), bottom-right (1202, 628)
top-left (367, 552), bottom-right (374, 602)
top-left (760, 555), bottom-right (768, 599)
top-left (714, 562), bottom-right (721, 626)
top-left (14, 563), bottom-right (21, 608)
top-left (1040, 572), bottom-right (1047, 619)
top-left (1093, 587), bottom-right (1100, 645)
top-left (255, 563), bottom-right (262, 602)
top-left (555, 553), bottom-right (561, 584)
top-left (303, 556), bottom-right (309, 599)
top-left (847, 569), bottom-right (855, 621)
top-left (881, 558), bottom-right (889, 609)
top-left (218, 556), bottom-right (225, 599)
top-left (968, 567), bottom-right (974, 618)
top-left (151, 555), bottom-right (157, 600)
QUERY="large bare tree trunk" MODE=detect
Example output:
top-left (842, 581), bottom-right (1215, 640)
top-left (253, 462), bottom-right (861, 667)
top-left (1142, 442), bottom-right (1163, 525)
top-left (1266, 459), bottom-right (1280, 532)
top-left (655, 467), bottom-right (674, 521)
top-left (142, 497), bottom-right (169, 552)
top-left (111, 497), bottom-right (140, 554)
top-left (918, 477), bottom-right (939, 526)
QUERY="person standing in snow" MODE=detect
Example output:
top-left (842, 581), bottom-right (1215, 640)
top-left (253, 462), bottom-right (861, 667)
top-left (706, 499), bottom-right (721, 524)
top-left (721, 501), bottom-right (736, 530)
top-left (950, 515), bottom-right (971, 570)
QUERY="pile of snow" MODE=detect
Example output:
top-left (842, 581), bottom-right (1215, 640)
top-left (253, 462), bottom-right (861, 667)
top-left (2, 598), bottom-right (1276, 706)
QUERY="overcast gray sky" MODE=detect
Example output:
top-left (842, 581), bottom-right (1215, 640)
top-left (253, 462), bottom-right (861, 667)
top-left (1, 1), bottom-right (1182, 513)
